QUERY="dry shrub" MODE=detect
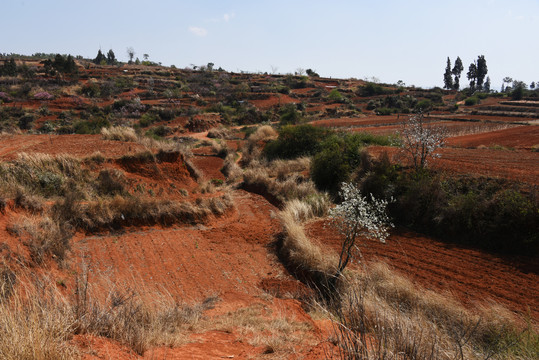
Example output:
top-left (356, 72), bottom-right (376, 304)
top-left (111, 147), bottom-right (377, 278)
top-left (240, 125), bottom-right (278, 166)
top-left (96, 168), bottom-right (127, 195)
top-left (248, 125), bottom-right (278, 143)
top-left (53, 193), bottom-right (233, 231)
top-left (279, 205), bottom-right (337, 282)
top-left (209, 139), bottom-right (232, 159)
top-left (207, 125), bottom-right (233, 139)
top-left (325, 262), bottom-right (538, 360)
top-left (10, 216), bottom-right (72, 264)
top-left (101, 126), bottom-right (138, 142)
top-left (14, 187), bottom-right (44, 213)
top-left (221, 154), bottom-right (243, 183)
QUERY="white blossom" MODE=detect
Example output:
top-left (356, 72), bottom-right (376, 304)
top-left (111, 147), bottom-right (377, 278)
top-left (329, 183), bottom-right (393, 275)
top-left (399, 112), bottom-right (447, 170)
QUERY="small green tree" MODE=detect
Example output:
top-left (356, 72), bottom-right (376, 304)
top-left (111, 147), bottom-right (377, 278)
top-left (452, 56), bottom-right (464, 90)
top-left (467, 61), bottom-right (477, 91)
top-left (106, 49), bottom-right (116, 65)
top-left (476, 55), bottom-right (488, 90)
top-left (443, 57), bottom-right (453, 90)
top-left (94, 49), bottom-right (106, 65)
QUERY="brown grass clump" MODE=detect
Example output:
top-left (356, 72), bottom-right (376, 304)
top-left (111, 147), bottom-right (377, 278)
top-left (100, 126), bottom-right (138, 142)
top-left (0, 272), bottom-right (217, 358)
top-left (52, 193), bottom-right (233, 232)
top-left (248, 125), bottom-right (278, 143)
top-left (8, 216), bottom-right (72, 265)
top-left (324, 263), bottom-right (539, 360)
top-left (207, 125), bottom-right (233, 139)
top-left (221, 154), bottom-right (243, 183)
top-left (278, 201), bottom-right (337, 284)
top-left (0, 153), bottom-right (87, 198)
top-left (240, 155), bottom-right (328, 210)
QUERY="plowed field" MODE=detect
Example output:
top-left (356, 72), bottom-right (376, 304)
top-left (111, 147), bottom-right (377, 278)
top-left (305, 220), bottom-right (539, 320)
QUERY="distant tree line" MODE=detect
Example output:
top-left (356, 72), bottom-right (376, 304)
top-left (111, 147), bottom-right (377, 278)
top-left (93, 49), bottom-right (117, 65)
top-left (443, 55), bottom-right (489, 92)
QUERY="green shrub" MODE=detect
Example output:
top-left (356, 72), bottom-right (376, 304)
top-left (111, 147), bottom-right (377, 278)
top-left (73, 118), bottom-right (111, 134)
top-left (311, 133), bottom-right (368, 192)
top-left (375, 107), bottom-right (393, 115)
top-left (415, 99), bottom-right (432, 111)
top-left (279, 103), bottom-right (303, 125)
top-left (464, 96), bottom-right (479, 106)
top-left (357, 159), bottom-right (539, 255)
top-left (263, 124), bottom-right (331, 160)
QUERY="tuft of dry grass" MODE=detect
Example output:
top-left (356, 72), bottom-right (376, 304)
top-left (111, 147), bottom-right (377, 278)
top-left (278, 204), bottom-right (337, 282)
top-left (52, 192), bottom-right (233, 232)
top-left (0, 276), bottom-right (79, 360)
top-left (221, 154), bottom-right (243, 183)
top-left (248, 125), bottom-right (278, 143)
top-left (0, 272), bottom-right (218, 358)
top-left (322, 262), bottom-right (539, 360)
top-left (101, 126), bottom-right (138, 142)
top-left (207, 125), bottom-right (233, 139)
top-left (9, 215), bottom-right (72, 265)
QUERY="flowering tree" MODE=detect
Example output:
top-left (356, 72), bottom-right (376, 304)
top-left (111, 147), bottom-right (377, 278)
top-left (399, 112), bottom-right (447, 171)
top-left (329, 183), bottom-right (393, 279)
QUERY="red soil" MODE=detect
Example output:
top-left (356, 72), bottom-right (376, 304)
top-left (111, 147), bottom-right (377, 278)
top-left (447, 125), bottom-right (539, 149)
top-left (249, 94), bottom-right (298, 109)
top-left (0, 134), bottom-right (145, 160)
top-left (305, 220), bottom-right (539, 320)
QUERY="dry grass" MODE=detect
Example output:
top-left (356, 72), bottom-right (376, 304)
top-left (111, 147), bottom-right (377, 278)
top-left (0, 272), bottom-right (217, 358)
top-left (206, 303), bottom-right (314, 357)
top-left (323, 263), bottom-right (539, 359)
top-left (100, 126), bottom-right (138, 142)
top-left (248, 125), bottom-right (278, 143)
top-left (52, 193), bottom-right (233, 232)
top-left (0, 276), bottom-right (79, 360)
top-left (221, 154), bottom-right (243, 183)
top-left (8, 215), bottom-right (72, 265)
top-left (279, 203), bottom-right (337, 281)
top-left (207, 125), bottom-right (233, 139)
top-left (243, 164), bottom-right (319, 204)
top-left (0, 152), bottom-right (88, 198)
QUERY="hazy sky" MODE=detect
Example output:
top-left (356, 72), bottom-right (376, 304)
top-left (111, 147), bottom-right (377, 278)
top-left (2, 0), bottom-right (538, 89)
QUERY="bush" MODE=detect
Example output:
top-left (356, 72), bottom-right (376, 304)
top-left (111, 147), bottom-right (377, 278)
top-left (18, 114), bottom-right (34, 130)
top-left (278, 103), bottom-right (302, 125)
top-left (357, 158), bottom-right (539, 255)
top-left (263, 124), bottom-right (331, 160)
top-left (375, 107), bottom-right (393, 115)
top-left (311, 134), bottom-right (367, 192)
top-left (464, 96), bottom-right (479, 106)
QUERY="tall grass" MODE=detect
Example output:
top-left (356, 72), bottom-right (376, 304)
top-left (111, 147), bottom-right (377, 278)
top-left (324, 263), bottom-right (539, 359)
top-left (100, 126), bottom-right (138, 142)
top-left (0, 272), bottom-right (217, 358)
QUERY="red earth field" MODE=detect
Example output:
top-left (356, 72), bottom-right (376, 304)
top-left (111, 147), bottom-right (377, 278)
top-left (1, 60), bottom-right (538, 358)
